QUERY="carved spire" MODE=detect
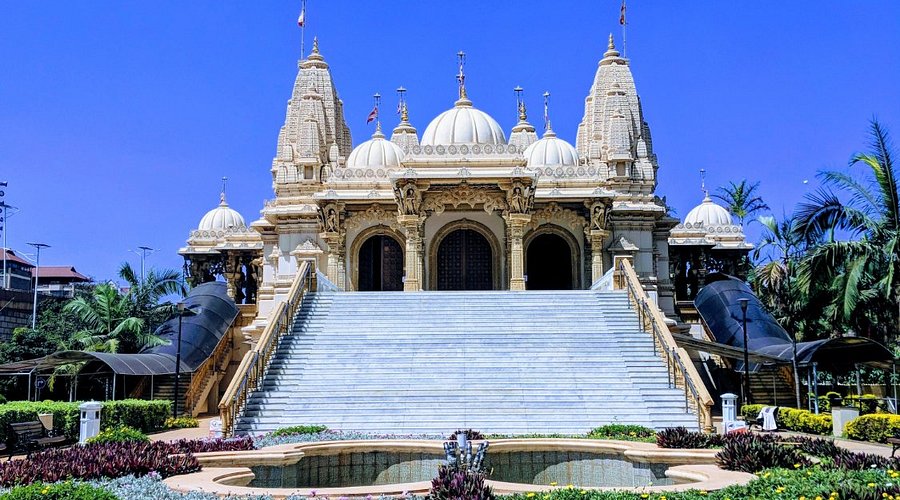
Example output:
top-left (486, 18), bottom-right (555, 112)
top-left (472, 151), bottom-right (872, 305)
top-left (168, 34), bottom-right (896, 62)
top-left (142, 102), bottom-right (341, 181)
top-left (509, 86), bottom-right (537, 149)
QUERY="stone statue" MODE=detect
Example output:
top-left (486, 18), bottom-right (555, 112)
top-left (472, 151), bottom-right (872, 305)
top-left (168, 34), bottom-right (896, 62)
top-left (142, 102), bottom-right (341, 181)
top-left (591, 202), bottom-right (608, 230)
top-left (396, 181), bottom-right (420, 215)
top-left (326, 207), bottom-right (338, 232)
top-left (508, 182), bottom-right (533, 214)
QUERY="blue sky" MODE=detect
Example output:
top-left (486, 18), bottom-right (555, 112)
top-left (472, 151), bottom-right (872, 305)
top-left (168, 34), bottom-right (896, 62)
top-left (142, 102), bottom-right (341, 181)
top-left (1, 1), bottom-right (898, 282)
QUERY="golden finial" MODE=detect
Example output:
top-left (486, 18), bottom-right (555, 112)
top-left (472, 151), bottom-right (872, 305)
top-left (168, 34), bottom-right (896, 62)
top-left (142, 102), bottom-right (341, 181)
top-left (397, 86), bottom-right (409, 122)
top-left (514, 86), bottom-right (527, 121)
top-left (608, 33), bottom-right (615, 51)
top-left (312, 36), bottom-right (320, 54)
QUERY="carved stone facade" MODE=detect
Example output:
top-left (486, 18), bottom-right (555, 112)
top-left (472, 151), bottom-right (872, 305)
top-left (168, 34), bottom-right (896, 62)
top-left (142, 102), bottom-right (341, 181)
top-left (183, 33), bottom-right (692, 344)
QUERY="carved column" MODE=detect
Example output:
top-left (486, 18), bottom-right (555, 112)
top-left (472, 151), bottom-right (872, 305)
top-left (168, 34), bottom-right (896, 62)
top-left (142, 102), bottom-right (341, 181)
top-left (505, 213), bottom-right (531, 291)
top-left (223, 253), bottom-right (240, 300)
top-left (318, 202), bottom-right (345, 290)
top-left (589, 229), bottom-right (610, 283)
top-left (398, 215), bottom-right (424, 291)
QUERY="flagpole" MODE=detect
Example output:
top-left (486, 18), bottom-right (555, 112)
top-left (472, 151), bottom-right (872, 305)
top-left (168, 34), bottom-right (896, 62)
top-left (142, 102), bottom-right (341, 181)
top-left (300, 0), bottom-right (307, 59)
top-left (620, 0), bottom-right (627, 57)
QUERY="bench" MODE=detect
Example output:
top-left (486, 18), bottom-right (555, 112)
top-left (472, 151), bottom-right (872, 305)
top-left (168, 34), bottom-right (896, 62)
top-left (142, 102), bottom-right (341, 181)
top-left (8, 421), bottom-right (66, 457)
top-left (888, 437), bottom-right (900, 457)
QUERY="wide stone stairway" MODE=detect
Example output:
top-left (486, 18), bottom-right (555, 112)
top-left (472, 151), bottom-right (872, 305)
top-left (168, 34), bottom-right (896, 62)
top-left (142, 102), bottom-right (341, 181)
top-left (235, 290), bottom-right (699, 435)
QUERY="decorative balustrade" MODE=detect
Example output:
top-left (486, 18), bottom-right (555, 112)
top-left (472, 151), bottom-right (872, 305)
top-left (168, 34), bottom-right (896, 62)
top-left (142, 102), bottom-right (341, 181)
top-left (218, 261), bottom-right (313, 436)
top-left (616, 260), bottom-right (714, 431)
top-left (184, 322), bottom-right (234, 416)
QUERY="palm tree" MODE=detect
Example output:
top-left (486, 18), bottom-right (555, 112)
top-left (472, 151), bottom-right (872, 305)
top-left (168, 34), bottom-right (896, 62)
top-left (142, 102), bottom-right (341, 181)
top-left (118, 262), bottom-right (185, 333)
top-left (713, 180), bottom-right (770, 225)
top-left (64, 283), bottom-right (164, 353)
top-left (795, 119), bottom-right (898, 342)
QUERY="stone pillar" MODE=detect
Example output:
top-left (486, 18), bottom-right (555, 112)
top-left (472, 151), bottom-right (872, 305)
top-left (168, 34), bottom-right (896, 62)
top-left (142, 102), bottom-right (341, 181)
top-left (321, 232), bottom-right (343, 290)
top-left (589, 229), bottom-right (610, 283)
top-left (505, 213), bottom-right (531, 291)
top-left (398, 215), bottom-right (424, 291)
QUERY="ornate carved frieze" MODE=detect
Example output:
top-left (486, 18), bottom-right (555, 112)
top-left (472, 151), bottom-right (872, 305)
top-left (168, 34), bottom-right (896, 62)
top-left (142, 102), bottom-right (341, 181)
top-left (345, 204), bottom-right (400, 232)
top-left (420, 184), bottom-right (508, 215)
top-left (528, 202), bottom-right (586, 232)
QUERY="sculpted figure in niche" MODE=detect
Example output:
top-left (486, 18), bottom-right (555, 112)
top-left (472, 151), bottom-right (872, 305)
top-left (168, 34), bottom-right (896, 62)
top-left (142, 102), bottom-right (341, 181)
top-left (396, 181), bottom-right (420, 215)
top-left (591, 203), bottom-right (609, 230)
top-left (508, 182), bottom-right (533, 214)
top-left (319, 204), bottom-right (340, 233)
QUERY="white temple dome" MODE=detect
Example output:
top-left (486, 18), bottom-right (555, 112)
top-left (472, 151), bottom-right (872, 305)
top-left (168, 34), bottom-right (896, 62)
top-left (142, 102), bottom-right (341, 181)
top-left (684, 195), bottom-right (733, 227)
top-left (346, 127), bottom-right (404, 168)
top-left (421, 98), bottom-right (507, 146)
top-left (198, 195), bottom-right (246, 231)
top-left (523, 129), bottom-right (579, 167)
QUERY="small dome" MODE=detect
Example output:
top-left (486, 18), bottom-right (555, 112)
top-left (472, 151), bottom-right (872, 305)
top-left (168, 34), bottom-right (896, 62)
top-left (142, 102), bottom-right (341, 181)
top-left (684, 195), bottom-right (733, 227)
top-left (421, 98), bottom-right (506, 146)
top-left (346, 127), bottom-right (404, 168)
top-left (198, 195), bottom-right (246, 231)
top-left (523, 129), bottom-right (579, 167)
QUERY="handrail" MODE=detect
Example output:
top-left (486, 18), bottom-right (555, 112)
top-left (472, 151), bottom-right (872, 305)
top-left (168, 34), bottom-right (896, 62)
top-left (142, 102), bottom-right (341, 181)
top-left (184, 322), bottom-right (234, 415)
top-left (616, 260), bottom-right (715, 432)
top-left (218, 261), bottom-right (313, 437)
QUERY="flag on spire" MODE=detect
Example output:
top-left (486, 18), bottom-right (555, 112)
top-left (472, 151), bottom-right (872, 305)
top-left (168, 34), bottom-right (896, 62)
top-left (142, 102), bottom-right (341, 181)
top-left (366, 106), bottom-right (378, 124)
top-left (619, 0), bottom-right (626, 26)
top-left (297, 1), bottom-right (306, 27)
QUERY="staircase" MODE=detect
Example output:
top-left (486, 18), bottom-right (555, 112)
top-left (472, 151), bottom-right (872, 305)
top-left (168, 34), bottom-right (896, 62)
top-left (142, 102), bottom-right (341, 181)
top-left (235, 290), bottom-right (699, 435)
top-left (150, 375), bottom-right (189, 413)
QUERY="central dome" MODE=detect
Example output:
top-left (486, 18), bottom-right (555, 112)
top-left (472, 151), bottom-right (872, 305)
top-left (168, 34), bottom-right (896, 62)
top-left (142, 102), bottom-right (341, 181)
top-left (421, 98), bottom-right (507, 146)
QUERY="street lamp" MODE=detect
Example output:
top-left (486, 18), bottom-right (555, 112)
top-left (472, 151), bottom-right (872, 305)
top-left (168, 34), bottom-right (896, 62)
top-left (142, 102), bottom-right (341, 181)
top-left (129, 246), bottom-right (155, 283)
top-left (738, 297), bottom-right (751, 407)
top-left (27, 242), bottom-right (50, 329)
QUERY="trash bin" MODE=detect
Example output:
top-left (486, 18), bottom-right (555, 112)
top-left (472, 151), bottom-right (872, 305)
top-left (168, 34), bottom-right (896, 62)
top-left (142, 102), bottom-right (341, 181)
top-left (79, 401), bottom-right (102, 444)
top-left (721, 393), bottom-right (747, 433)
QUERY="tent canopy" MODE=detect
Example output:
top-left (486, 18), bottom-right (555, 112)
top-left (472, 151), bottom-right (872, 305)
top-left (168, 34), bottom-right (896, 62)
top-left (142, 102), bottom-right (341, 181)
top-left (0, 281), bottom-right (238, 376)
top-left (695, 275), bottom-right (895, 371)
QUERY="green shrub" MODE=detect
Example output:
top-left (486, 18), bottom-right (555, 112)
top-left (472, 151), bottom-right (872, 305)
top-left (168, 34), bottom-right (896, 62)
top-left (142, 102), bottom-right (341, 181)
top-left (85, 426), bottom-right (148, 445)
top-left (164, 416), bottom-right (199, 429)
top-left (740, 404), bottom-right (832, 435)
top-left (586, 424), bottom-right (655, 441)
top-left (844, 394), bottom-right (881, 415)
top-left (0, 401), bottom-right (81, 444)
top-left (740, 403), bottom-right (765, 421)
top-left (0, 400), bottom-right (172, 444)
top-left (269, 424), bottom-right (328, 437)
top-left (101, 399), bottom-right (169, 432)
top-left (845, 413), bottom-right (900, 443)
top-left (1, 481), bottom-right (116, 500)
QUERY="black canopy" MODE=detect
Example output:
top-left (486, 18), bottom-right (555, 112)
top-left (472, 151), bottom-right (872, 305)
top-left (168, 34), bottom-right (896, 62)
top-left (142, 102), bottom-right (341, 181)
top-left (0, 281), bottom-right (238, 376)
top-left (695, 275), bottom-right (895, 371)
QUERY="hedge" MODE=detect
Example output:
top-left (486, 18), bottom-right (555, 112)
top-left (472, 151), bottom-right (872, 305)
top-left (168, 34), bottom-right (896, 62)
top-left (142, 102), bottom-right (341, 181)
top-left (741, 404), bottom-right (832, 435)
top-left (844, 413), bottom-right (900, 443)
top-left (0, 400), bottom-right (171, 444)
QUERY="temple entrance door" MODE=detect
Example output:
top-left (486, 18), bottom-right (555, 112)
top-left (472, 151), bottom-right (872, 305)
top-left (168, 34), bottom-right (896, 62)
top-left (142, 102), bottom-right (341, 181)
top-left (357, 235), bottom-right (404, 291)
top-left (436, 229), bottom-right (493, 290)
top-left (526, 233), bottom-right (573, 290)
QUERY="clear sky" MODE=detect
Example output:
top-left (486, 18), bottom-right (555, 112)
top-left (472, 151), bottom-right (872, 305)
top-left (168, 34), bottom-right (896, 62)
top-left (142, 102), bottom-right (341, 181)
top-left (1, 1), bottom-right (898, 283)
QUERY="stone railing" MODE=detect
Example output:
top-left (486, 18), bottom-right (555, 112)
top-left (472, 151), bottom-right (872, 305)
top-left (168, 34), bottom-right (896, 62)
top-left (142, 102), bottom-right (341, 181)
top-left (218, 261), bottom-right (313, 437)
top-left (184, 324), bottom-right (234, 416)
top-left (616, 260), bottom-right (714, 431)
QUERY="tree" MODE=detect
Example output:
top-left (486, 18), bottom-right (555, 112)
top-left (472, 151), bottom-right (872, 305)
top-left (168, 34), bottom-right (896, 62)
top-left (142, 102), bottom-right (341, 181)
top-left (117, 262), bottom-right (185, 334)
top-left (795, 119), bottom-right (898, 343)
top-left (64, 283), bottom-right (165, 353)
top-left (713, 180), bottom-right (770, 225)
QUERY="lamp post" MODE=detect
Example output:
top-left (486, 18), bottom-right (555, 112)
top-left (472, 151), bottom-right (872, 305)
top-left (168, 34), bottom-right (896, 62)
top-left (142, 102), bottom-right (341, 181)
top-left (173, 301), bottom-right (185, 418)
top-left (738, 298), bottom-right (751, 406)
top-left (27, 242), bottom-right (50, 329)
top-left (130, 246), bottom-right (154, 282)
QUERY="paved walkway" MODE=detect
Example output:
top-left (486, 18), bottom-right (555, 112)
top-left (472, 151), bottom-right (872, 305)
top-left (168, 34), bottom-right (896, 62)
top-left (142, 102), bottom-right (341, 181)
top-left (148, 416), bottom-right (216, 442)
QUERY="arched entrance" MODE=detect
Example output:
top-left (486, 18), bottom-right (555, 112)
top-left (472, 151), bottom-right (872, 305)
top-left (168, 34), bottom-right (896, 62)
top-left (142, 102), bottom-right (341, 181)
top-left (436, 229), bottom-right (493, 290)
top-left (525, 232), bottom-right (574, 290)
top-left (357, 235), bottom-right (404, 291)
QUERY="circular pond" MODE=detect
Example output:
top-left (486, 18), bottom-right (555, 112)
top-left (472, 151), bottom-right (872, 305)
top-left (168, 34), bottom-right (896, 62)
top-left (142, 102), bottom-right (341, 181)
top-left (165, 439), bottom-right (755, 497)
